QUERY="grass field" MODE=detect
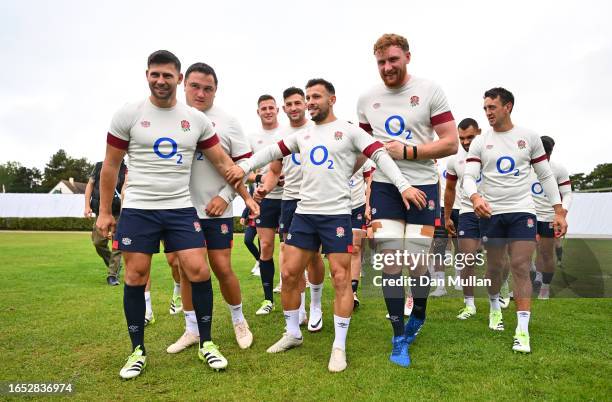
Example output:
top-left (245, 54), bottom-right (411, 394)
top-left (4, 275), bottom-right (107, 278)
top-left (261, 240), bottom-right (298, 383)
top-left (0, 232), bottom-right (610, 401)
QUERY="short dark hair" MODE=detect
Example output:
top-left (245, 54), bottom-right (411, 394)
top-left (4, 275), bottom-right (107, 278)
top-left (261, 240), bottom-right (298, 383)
top-left (283, 87), bottom-right (305, 100)
top-left (458, 118), bottom-right (479, 131)
top-left (257, 94), bottom-right (276, 106)
top-left (306, 78), bottom-right (335, 95)
top-left (484, 87), bottom-right (514, 112)
top-left (147, 50), bottom-right (181, 72)
top-left (185, 62), bottom-right (218, 86)
top-left (541, 136), bottom-right (555, 155)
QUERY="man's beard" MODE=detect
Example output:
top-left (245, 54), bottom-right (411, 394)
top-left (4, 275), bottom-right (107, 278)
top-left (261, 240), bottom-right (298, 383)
top-left (311, 107), bottom-right (329, 122)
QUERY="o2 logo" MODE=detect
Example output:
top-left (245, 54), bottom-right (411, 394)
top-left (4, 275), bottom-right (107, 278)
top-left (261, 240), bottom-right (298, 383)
top-left (496, 156), bottom-right (519, 176)
top-left (309, 145), bottom-right (334, 169)
top-left (385, 115), bottom-right (413, 140)
top-left (531, 182), bottom-right (544, 195)
top-left (476, 172), bottom-right (482, 183)
top-left (442, 169), bottom-right (447, 179)
top-left (291, 153), bottom-right (301, 166)
top-left (154, 137), bottom-right (183, 164)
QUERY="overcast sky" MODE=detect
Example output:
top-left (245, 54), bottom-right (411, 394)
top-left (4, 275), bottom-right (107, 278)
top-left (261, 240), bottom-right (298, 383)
top-left (1, 0), bottom-right (610, 176)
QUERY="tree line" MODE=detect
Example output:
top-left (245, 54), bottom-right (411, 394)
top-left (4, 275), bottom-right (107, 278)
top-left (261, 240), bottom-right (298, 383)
top-left (0, 150), bottom-right (610, 193)
top-left (0, 150), bottom-right (93, 193)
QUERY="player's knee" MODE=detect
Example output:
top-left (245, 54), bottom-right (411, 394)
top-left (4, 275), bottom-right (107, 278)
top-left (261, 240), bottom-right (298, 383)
top-left (281, 269), bottom-right (298, 287)
top-left (371, 219), bottom-right (404, 249)
top-left (331, 268), bottom-right (349, 286)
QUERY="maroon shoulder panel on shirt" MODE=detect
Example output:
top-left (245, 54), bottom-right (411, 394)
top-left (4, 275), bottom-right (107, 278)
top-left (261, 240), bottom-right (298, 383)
top-left (446, 173), bottom-right (458, 181)
top-left (363, 168), bottom-right (375, 178)
top-left (359, 122), bottom-right (373, 133)
top-left (278, 140), bottom-right (291, 157)
top-left (362, 141), bottom-right (384, 158)
top-left (430, 111), bottom-right (454, 126)
top-left (466, 157), bottom-right (481, 163)
top-left (232, 151), bottom-right (253, 162)
top-left (197, 133), bottom-right (220, 149)
top-left (530, 154), bottom-right (548, 164)
top-left (558, 180), bottom-right (571, 186)
top-left (107, 132), bottom-right (129, 150)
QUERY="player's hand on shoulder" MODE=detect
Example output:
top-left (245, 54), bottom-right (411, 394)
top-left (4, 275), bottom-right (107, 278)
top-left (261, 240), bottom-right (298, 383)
top-left (401, 187), bottom-right (427, 210)
top-left (384, 141), bottom-right (405, 160)
top-left (205, 196), bottom-right (228, 217)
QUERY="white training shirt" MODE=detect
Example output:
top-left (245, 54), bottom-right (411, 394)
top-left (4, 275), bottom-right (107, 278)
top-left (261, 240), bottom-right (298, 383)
top-left (350, 159), bottom-right (375, 209)
top-left (107, 97), bottom-right (218, 209)
top-left (463, 126), bottom-right (561, 215)
top-left (357, 76), bottom-right (454, 186)
top-left (445, 146), bottom-right (481, 214)
top-left (239, 119), bottom-right (410, 215)
top-left (190, 105), bottom-right (252, 219)
top-left (529, 160), bottom-right (572, 222)
top-left (282, 120), bottom-right (315, 201)
top-left (249, 126), bottom-right (284, 199)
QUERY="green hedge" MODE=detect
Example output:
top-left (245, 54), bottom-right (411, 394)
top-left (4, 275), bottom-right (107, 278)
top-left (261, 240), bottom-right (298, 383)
top-left (0, 216), bottom-right (249, 233)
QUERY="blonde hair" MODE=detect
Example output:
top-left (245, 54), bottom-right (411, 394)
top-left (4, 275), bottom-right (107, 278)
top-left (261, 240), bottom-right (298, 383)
top-left (373, 34), bottom-right (410, 54)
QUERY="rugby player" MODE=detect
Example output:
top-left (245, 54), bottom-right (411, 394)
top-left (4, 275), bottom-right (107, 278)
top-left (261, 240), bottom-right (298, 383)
top-left (444, 118), bottom-right (482, 318)
top-left (463, 87), bottom-right (568, 353)
top-left (96, 50), bottom-right (258, 378)
top-left (357, 33), bottom-right (458, 367)
top-left (226, 78), bottom-right (422, 372)
top-left (349, 159), bottom-right (375, 309)
top-left (529, 136), bottom-right (572, 299)
top-left (249, 95), bottom-right (284, 315)
top-left (257, 87), bottom-right (326, 329)
top-left (165, 62), bottom-right (255, 354)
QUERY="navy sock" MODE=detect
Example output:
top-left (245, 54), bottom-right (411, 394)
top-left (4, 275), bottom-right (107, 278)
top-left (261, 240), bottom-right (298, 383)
top-left (411, 272), bottom-right (431, 320)
top-left (382, 272), bottom-right (405, 337)
top-left (259, 258), bottom-right (275, 302)
top-left (542, 272), bottom-right (554, 284)
top-left (351, 279), bottom-right (359, 293)
top-left (124, 284), bottom-right (146, 354)
top-left (244, 226), bottom-right (260, 260)
top-left (191, 279), bottom-right (213, 346)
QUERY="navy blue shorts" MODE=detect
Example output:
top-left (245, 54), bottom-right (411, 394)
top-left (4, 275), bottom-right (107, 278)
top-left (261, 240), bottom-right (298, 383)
top-left (458, 212), bottom-right (481, 239)
top-left (537, 220), bottom-right (555, 238)
top-left (479, 213), bottom-right (537, 245)
top-left (351, 204), bottom-right (366, 230)
top-left (286, 213), bottom-right (353, 254)
top-left (255, 198), bottom-right (281, 229)
top-left (370, 181), bottom-right (439, 226)
top-left (200, 217), bottom-right (233, 250)
top-left (280, 199), bottom-right (299, 234)
top-left (114, 208), bottom-right (204, 254)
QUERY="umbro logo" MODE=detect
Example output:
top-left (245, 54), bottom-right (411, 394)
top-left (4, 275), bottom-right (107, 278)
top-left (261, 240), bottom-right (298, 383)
top-left (336, 322), bottom-right (349, 329)
top-left (287, 234), bottom-right (292, 240)
top-left (122, 237), bottom-right (132, 246)
top-left (200, 315), bottom-right (211, 323)
top-left (128, 325), bottom-right (139, 333)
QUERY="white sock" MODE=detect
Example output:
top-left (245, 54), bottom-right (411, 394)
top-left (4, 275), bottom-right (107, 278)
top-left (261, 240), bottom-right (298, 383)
top-left (464, 296), bottom-right (475, 309)
top-left (332, 315), bottom-right (351, 351)
top-left (184, 310), bottom-right (199, 335)
top-left (535, 271), bottom-right (543, 283)
top-left (489, 293), bottom-right (500, 311)
top-left (284, 309), bottom-right (302, 338)
top-left (144, 291), bottom-right (152, 314)
top-left (299, 292), bottom-right (306, 316)
top-left (516, 311), bottom-right (531, 335)
top-left (310, 282), bottom-right (323, 310)
top-left (228, 303), bottom-right (245, 324)
top-left (173, 282), bottom-right (181, 297)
